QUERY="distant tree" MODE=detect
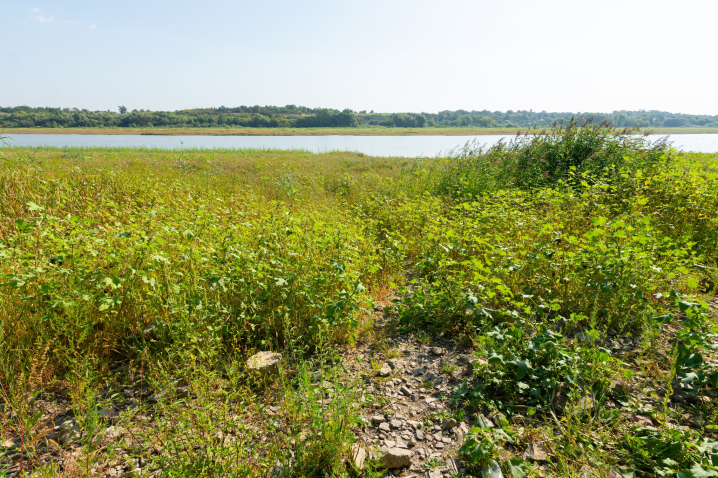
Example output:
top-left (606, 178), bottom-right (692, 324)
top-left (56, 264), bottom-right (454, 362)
top-left (118, 106), bottom-right (127, 114)
top-left (415, 114), bottom-right (427, 127)
top-left (475, 115), bottom-right (494, 128)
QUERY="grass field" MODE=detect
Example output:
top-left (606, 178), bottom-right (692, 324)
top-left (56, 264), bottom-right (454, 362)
top-left (3, 126), bottom-right (718, 136)
top-left (1, 124), bottom-right (718, 477)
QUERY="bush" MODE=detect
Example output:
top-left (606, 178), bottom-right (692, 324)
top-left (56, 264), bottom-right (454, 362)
top-left (428, 117), bottom-right (672, 198)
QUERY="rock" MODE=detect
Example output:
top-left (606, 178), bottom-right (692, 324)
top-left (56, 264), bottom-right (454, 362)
top-left (379, 422), bottom-right (391, 432)
top-left (380, 364), bottom-right (392, 377)
top-left (351, 444), bottom-right (366, 470)
top-left (387, 358), bottom-right (402, 370)
top-left (441, 417), bottom-right (457, 430)
top-left (632, 416), bottom-right (654, 427)
top-left (446, 457), bottom-right (461, 473)
top-left (428, 470), bottom-right (442, 478)
top-left (431, 347), bottom-right (446, 356)
top-left (247, 351), bottom-right (282, 377)
top-left (372, 414), bottom-right (386, 424)
top-left (98, 407), bottom-right (119, 424)
top-left (400, 385), bottom-right (412, 396)
top-left (106, 467), bottom-right (127, 478)
top-left (381, 447), bottom-right (412, 469)
top-left (390, 419), bottom-right (402, 429)
top-left (176, 386), bottom-right (190, 398)
top-left (609, 379), bottom-right (632, 397)
top-left (415, 430), bottom-right (425, 441)
top-left (522, 442), bottom-right (549, 462)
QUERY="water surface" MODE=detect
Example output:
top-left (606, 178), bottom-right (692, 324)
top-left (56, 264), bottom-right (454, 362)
top-left (4, 133), bottom-right (718, 157)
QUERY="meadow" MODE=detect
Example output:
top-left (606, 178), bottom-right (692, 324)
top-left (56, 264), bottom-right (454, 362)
top-left (1, 122), bottom-right (718, 477)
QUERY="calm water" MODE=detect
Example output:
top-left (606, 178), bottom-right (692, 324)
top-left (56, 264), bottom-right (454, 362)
top-left (4, 133), bottom-right (718, 157)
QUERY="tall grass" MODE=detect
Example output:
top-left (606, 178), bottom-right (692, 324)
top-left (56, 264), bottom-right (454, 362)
top-left (1, 135), bottom-right (717, 476)
top-left (409, 117), bottom-right (672, 198)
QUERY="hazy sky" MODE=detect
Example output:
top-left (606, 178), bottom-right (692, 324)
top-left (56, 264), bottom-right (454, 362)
top-left (2, 0), bottom-right (717, 114)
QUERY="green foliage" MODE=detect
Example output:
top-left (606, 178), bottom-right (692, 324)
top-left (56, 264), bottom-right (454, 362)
top-left (3, 105), bottom-right (718, 129)
top-left (425, 118), bottom-right (672, 197)
top-left (621, 427), bottom-right (718, 476)
top-left (1, 142), bottom-right (718, 477)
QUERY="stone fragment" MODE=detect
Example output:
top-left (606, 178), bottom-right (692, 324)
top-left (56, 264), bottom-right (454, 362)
top-left (176, 386), bottom-right (190, 398)
top-left (415, 429), bottom-right (425, 441)
top-left (381, 447), bottom-right (413, 469)
top-left (387, 358), bottom-right (402, 370)
top-left (247, 351), bottom-right (282, 377)
top-left (632, 416), bottom-right (654, 427)
top-left (2, 437), bottom-right (18, 448)
top-left (379, 422), bottom-right (391, 432)
top-left (609, 379), bottom-right (632, 397)
top-left (431, 347), bottom-right (446, 356)
top-left (400, 385), bottom-right (412, 396)
top-left (372, 415), bottom-right (386, 424)
top-left (379, 364), bottom-right (392, 377)
top-left (522, 442), bottom-right (549, 462)
top-left (441, 417), bottom-right (457, 430)
top-left (446, 458), bottom-right (461, 474)
top-left (390, 419), bottom-right (402, 429)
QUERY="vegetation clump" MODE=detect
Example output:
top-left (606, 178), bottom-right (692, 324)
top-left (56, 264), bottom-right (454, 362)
top-left (1, 123), bottom-right (717, 476)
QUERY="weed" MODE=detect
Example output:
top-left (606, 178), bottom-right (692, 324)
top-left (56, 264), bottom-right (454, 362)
top-left (441, 362), bottom-right (458, 375)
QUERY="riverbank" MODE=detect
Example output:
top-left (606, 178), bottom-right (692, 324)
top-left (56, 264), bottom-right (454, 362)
top-left (4, 126), bottom-right (718, 136)
top-left (2, 132), bottom-right (717, 476)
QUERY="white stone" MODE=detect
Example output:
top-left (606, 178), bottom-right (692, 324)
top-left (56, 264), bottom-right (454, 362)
top-left (247, 351), bottom-right (282, 376)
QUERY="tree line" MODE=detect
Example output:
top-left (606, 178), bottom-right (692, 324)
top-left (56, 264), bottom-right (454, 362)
top-left (1, 105), bottom-right (717, 129)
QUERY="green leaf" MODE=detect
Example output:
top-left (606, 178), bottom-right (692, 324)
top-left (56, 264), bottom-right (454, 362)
top-left (679, 301), bottom-right (702, 312)
top-left (26, 201), bottom-right (44, 211)
top-left (505, 457), bottom-right (529, 478)
top-left (677, 464), bottom-right (718, 477)
top-left (475, 415), bottom-right (493, 429)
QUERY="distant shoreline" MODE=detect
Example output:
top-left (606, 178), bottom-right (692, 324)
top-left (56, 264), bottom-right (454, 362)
top-left (4, 127), bottom-right (718, 136)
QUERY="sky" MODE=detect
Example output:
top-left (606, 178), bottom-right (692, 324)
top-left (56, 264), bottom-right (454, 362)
top-left (1, 0), bottom-right (717, 115)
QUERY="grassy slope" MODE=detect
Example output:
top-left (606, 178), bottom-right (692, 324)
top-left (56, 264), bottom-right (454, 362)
top-left (4, 126), bottom-right (718, 136)
top-left (1, 146), bottom-right (717, 477)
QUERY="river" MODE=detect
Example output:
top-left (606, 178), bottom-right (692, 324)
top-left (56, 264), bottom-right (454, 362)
top-left (3, 133), bottom-right (718, 157)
